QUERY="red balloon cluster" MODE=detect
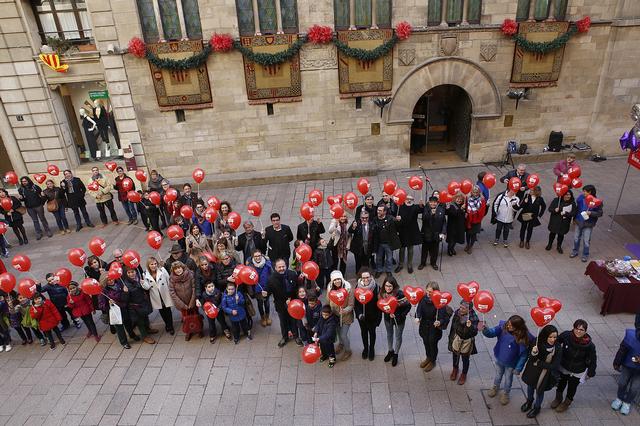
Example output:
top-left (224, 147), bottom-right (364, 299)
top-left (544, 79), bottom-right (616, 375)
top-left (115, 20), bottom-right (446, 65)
top-left (530, 296), bottom-right (562, 327)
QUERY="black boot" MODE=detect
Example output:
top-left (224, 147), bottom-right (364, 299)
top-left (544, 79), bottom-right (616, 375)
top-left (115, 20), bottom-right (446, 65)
top-left (362, 345), bottom-right (368, 359)
top-left (526, 407), bottom-right (540, 418)
top-left (545, 243), bottom-right (552, 251)
top-left (384, 350), bottom-right (394, 362)
top-left (520, 399), bottom-right (533, 412)
top-left (391, 353), bottom-right (399, 367)
top-left (368, 346), bottom-right (375, 361)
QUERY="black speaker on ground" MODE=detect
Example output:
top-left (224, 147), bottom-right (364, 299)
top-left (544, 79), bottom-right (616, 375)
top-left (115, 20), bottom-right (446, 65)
top-left (548, 131), bottom-right (563, 152)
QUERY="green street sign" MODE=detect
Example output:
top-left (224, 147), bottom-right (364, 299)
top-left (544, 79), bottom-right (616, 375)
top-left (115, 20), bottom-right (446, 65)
top-left (89, 90), bottom-right (109, 100)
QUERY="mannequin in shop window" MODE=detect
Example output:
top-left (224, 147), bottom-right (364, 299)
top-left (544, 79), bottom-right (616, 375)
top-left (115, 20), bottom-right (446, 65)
top-left (79, 108), bottom-right (98, 161)
top-left (93, 100), bottom-right (111, 150)
top-left (107, 104), bottom-right (121, 149)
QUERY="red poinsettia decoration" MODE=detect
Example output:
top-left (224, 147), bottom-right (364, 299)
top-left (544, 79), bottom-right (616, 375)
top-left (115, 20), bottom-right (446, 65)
top-left (128, 37), bottom-right (146, 58)
top-left (210, 33), bottom-right (234, 52)
top-left (307, 25), bottom-right (333, 44)
top-left (395, 21), bottom-right (413, 41)
top-left (576, 16), bottom-right (591, 33)
top-left (501, 19), bottom-right (519, 36)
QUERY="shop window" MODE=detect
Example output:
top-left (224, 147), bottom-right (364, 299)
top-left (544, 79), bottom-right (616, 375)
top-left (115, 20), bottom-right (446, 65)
top-left (236, 0), bottom-right (299, 36)
top-left (334, 0), bottom-right (392, 30)
top-left (516, 0), bottom-right (566, 22)
top-left (427, 0), bottom-right (482, 26)
top-left (31, 0), bottom-right (93, 44)
top-left (135, 0), bottom-right (203, 43)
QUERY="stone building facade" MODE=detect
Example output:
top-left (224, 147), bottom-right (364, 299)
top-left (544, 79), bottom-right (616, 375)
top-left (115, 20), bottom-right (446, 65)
top-left (0, 0), bottom-right (639, 184)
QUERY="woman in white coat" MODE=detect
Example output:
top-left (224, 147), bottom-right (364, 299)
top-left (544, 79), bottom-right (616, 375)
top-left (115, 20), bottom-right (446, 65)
top-left (491, 189), bottom-right (521, 247)
top-left (142, 257), bottom-right (175, 335)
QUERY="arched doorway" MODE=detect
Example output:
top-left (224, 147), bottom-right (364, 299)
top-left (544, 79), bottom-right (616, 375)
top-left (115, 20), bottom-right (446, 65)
top-left (410, 84), bottom-right (472, 163)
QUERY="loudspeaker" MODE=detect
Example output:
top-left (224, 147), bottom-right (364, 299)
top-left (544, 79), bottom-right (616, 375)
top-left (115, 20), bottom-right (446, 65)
top-left (548, 131), bottom-right (563, 152)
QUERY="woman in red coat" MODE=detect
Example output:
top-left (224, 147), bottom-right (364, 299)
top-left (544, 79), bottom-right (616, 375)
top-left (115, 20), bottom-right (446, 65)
top-left (464, 186), bottom-right (486, 254)
top-left (67, 281), bottom-right (100, 342)
top-left (30, 293), bottom-right (65, 349)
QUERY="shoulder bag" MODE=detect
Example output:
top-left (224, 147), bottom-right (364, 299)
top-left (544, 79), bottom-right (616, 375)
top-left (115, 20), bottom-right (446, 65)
top-left (46, 199), bottom-right (59, 213)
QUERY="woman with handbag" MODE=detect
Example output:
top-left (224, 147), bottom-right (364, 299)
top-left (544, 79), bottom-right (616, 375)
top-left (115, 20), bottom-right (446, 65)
top-left (0, 188), bottom-right (28, 245)
top-left (464, 187), bottom-right (486, 254)
top-left (142, 257), bottom-right (175, 335)
top-left (18, 176), bottom-right (52, 239)
top-left (122, 267), bottom-right (156, 344)
top-left (169, 261), bottom-right (202, 341)
top-left (328, 215), bottom-right (350, 275)
top-left (98, 272), bottom-right (131, 349)
top-left (43, 179), bottom-right (70, 235)
top-left (521, 324), bottom-right (562, 418)
top-left (517, 186), bottom-right (546, 249)
top-left (546, 190), bottom-right (577, 254)
top-left (492, 189), bottom-right (520, 247)
top-left (448, 300), bottom-right (479, 385)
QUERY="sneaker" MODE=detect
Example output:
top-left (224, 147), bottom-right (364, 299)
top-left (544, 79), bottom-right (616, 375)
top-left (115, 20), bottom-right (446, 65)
top-left (50, 343), bottom-right (56, 350)
top-left (611, 398), bottom-right (623, 411)
top-left (60, 338), bottom-right (66, 345)
top-left (87, 223), bottom-right (95, 228)
top-left (570, 252), bottom-right (578, 258)
top-left (74, 321), bottom-right (82, 329)
top-left (5, 344), bottom-right (12, 352)
top-left (503, 242), bottom-right (509, 248)
top-left (328, 357), bottom-right (336, 368)
top-left (620, 402), bottom-right (631, 415)
top-left (94, 335), bottom-right (101, 343)
top-left (246, 333), bottom-right (253, 341)
top-left (499, 391), bottom-right (510, 405)
top-left (581, 256), bottom-right (588, 262)
top-left (493, 240), bottom-right (499, 246)
top-left (234, 339), bottom-right (239, 345)
top-left (319, 355), bottom-right (328, 363)
top-left (0, 346), bottom-right (3, 352)
top-left (277, 337), bottom-right (288, 348)
top-left (487, 385), bottom-right (498, 398)
top-left (295, 338), bottom-right (303, 347)
top-left (123, 343), bottom-right (131, 349)
top-left (39, 339), bottom-right (46, 346)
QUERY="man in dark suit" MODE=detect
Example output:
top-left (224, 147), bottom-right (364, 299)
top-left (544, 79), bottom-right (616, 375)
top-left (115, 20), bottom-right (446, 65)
top-left (178, 183), bottom-right (203, 209)
top-left (263, 259), bottom-right (300, 347)
top-left (372, 205), bottom-right (401, 278)
top-left (418, 196), bottom-right (446, 271)
top-left (348, 210), bottom-right (375, 275)
top-left (60, 169), bottom-right (95, 231)
top-left (297, 217), bottom-right (325, 251)
top-left (500, 163), bottom-right (529, 200)
top-left (263, 213), bottom-right (294, 265)
top-left (236, 221), bottom-right (266, 263)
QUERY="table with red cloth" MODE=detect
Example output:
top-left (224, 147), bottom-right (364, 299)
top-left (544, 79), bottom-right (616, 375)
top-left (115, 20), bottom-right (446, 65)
top-left (585, 261), bottom-right (640, 315)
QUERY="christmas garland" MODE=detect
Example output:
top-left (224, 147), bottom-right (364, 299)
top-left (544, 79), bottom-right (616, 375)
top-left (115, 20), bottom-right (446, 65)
top-left (501, 17), bottom-right (591, 55)
top-left (145, 44), bottom-right (212, 70)
top-left (333, 34), bottom-right (399, 61)
top-left (232, 37), bottom-right (306, 66)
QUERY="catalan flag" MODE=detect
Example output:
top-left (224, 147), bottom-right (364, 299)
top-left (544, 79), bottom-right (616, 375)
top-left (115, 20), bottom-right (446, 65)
top-left (38, 53), bottom-right (69, 73)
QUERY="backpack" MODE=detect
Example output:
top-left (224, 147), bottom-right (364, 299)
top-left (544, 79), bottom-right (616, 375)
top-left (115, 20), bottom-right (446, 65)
top-left (507, 140), bottom-right (518, 154)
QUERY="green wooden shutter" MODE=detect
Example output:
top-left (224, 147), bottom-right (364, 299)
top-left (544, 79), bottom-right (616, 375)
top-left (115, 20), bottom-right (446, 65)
top-left (428, 0), bottom-right (442, 26)
top-left (334, 0), bottom-right (349, 30)
top-left (258, 0), bottom-right (278, 34)
top-left (181, 0), bottom-right (202, 39)
top-left (235, 0), bottom-right (255, 36)
top-left (280, 0), bottom-right (298, 33)
top-left (534, 0), bottom-right (550, 21)
top-left (467, 0), bottom-right (482, 24)
top-left (354, 0), bottom-right (372, 28)
top-left (446, 0), bottom-right (463, 24)
top-left (158, 0), bottom-right (181, 40)
top-left (376, 0), bottom-right (391, 28)
top-left (136, 0), bottom-right (159, 43)
top-left (516, 0), bottom-right (530, 22)
top-left (555, 0), bottom-right (568, 20)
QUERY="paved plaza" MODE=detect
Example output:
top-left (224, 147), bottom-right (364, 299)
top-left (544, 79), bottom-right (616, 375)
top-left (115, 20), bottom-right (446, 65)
top-left (1, 157), bottom-right (639, 426)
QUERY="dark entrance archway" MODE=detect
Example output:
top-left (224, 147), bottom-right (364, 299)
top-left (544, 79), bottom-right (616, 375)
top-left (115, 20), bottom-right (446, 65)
top-left (410, 84), bottom-right (472, 164)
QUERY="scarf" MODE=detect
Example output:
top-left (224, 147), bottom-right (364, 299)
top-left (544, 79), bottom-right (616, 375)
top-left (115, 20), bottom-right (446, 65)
top-left (357, 277), bottom-right (377, 291)
top-left (91, 173), bottom-right (104, 181)
top-left (171, 268), bottom-right (193, 285)
top-left (571, 332), bottom-right (591, 346)
top-left (467, 195), bottom-right (482, 213)
top-left (536, 344), bottom-right (556, 390)
top-left (65, 177), bottom-right (75, 194)
top-left (252, 256), bottom-right (266, 269)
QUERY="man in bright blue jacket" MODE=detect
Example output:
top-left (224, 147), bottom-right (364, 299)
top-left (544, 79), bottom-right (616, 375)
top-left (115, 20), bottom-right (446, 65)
top-left (612, 325), bottom-right (640, 415)
top-left (221, 284), bottom-right (252, 344)
top-left (571, 185), bottom-right (603, 262)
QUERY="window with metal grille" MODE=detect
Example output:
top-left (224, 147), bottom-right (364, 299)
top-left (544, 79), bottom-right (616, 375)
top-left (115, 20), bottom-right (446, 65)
top-left (135, 0), bottom-right (203, 43)
top-left (31, 0), bottom-right (93, 44)
top-left (334, 0), bottom-right (392, 30)
top-left (427, 0), bottom-right (482, 27)
top-left (516, 0), bottom-right (568, 22)
top-left (236, 0), bottom-right (299, 37)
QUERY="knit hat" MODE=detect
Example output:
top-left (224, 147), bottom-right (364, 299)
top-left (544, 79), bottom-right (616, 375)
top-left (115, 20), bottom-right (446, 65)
top-left (170, 243), bottom-right (184, 254)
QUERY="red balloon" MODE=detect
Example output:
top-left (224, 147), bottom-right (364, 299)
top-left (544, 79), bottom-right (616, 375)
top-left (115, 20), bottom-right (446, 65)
top-left (377, 296), bottom-right (398, 315)
top-left (11, 254), bottom-right (31, 272)
top-left (239, 266), bottom-right (259, 285)
top-left (47, 164), bottom-right (59, 176)
top-left (147, 231), bottom-right (163, 250)
top-left (301, 261), bottom-right (320, 281)
top-left (0, 222), bottom-right (7, 235)
top-left (567, 166), bottom-right (582, 180)
top-left (570, 178), bottom-right (583, 189)
top-left (80, 278), bottom-right (102, 296)
top-left (356, 178), bottom-right (370, 196)
top-left (167, 225), bottom-right (184, 241)
top-left (122, 250), bottom-right (141, 269)
top-left (180, 205), bottom-right (193, 220)
top-left (537, 296), bottom-right (562, 313)
top-left (431, 290), bottom-right (452, 309)
top-left (204, 207), bottom-right (218, 223)
top-left (88, 181), bottom-right (99, 192)
top-left (585, 194), bottom-right (602, 208)
top-left (232, 264), bottom-right (244, 280)
top-left (344, 192), bottom-right (358, 210)
top-left (483, 173), bottom-right (496, 189)
top-left (33, 174), bottom-right (47, 184)
top-left (122, 178), bottom-right (134, 191)
top-left (558, 174), bottom-right (571, 186)
top-left (553, 183), bottom-right (569, 197)
top-left (104, 161), bottom-right (118, 172)
top-left (508, 177), bottom-right (521, 192)
top-left (473, 290), bottom-right (495, 314)
top-left (68, 248), bottom-right (87, 267)
top-left (460, 179), bottom-right (473, 195)
top-left (354, 288), bottom-right (373, 304)
top-left (300, 202), bottom-right (314, 221)
top-left (54, 268), bottom-right (72, 287)
top-left (439, 190), bottom-right (453, 204)
top-left (0, 272), bottom-right (16, 293)
top-left (308, 190), bottom-right (323, 207)
top-left (89, 237), bottom-right (106, 257)
top-left (392, 188), bottom-right (407, 206)
top-left (148, 191), bottom-right (161, 206)
top-left (408, 176), bottom-right (423, 191)
top-left (18, 278), bottom-right (37, 298)
top-left (203, 301), bottom-right (219, 319)
top-left (192, 168), bottom-right (205, 184)
top-left (530, 306), bottom-right (555, 327)
top-left (448, 181), bottom-right (461, 195)
top-left (295, 243), bottom-right (312, 263)
top-left (302, 343), bottom-right (322, 364)
top-left (456, 281), bottom-right (480, 303)
top-left (4, 171), bottom-right (18, 185)
top-left (247, 201), bottom-right (262, 217)
top-left (526, 174), bottom-right (540, 189)
top-left (402, 285), bottom-right (425, 305)
top-left (328, 288), bottom-right (349, 307)
top-left (127, 191), bottom-right (142, 203)
top-left (108, 262), bottom-right (122, 280)
top-left (202, 252), bottom-right (217, 264)
top-left (165, 188), bottom-right (178, 202)
top-left (1, 197), bottom-right (13, 211)
top-left (330, 203), bottom-right (345, 219)
top-left (327, 195), bottom-right (338, 206)
top-left (135, 170), bottom-right (147, 182)
top-left (226, 212), bottom-right (242, 230)
top-left (287, 299), bottom-right (306, 320)
top-left (207, 196), bottom-right (220, 210)
top-left (383, 179), bottom-right (397, 196)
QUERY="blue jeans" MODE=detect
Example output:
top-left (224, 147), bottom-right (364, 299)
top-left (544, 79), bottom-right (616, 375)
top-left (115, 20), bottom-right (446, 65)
top-left (572, 225), bottom-right (593, 257)
top-left (52, 205), bottom-right (69, 231)
top-left (120, 200), bottom-right (137, 221)
top-left (384, 319), bottom-right (405, 353)
top-left (337, 323), bottom-right (351, 352)
top-left (376, 243), bottom-right (393, 273)
top-left (27, 205), bottom-right (50, 236)
top-left (617, 365), bottom-right (640, 403)
top-left (493, 361), bottom-right (515, 395)
top-left (526, 384), bottom-right (546, 409)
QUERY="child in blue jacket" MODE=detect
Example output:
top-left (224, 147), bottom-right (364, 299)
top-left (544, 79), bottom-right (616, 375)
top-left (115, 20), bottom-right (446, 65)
top-left (38, 273), bottom-right (80, 330)
top-left (221, 284), bottom-right (251, 344)
top-left (313, 305), bottom-right (338, 368)
top-left (482, 315), bottom-right (533, 405)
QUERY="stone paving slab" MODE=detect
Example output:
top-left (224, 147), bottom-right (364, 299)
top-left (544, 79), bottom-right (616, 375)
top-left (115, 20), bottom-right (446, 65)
top-left (1, 157), bottom-right (640, 424)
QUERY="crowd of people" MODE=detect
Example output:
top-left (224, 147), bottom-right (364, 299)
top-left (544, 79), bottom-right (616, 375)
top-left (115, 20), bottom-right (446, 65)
top-left (0, 157), bottom-right (637, 418)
